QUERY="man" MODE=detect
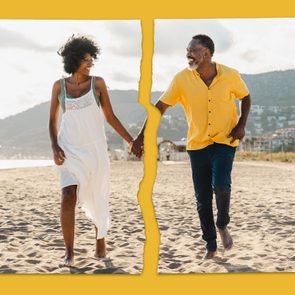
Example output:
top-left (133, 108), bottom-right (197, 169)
top-left (134, 34), bottom-right (251, 260)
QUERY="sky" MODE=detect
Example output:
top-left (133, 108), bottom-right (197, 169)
top-left (1, 18), bottom-right (295, 118)
top-left (0, 20), bottom-right (141, 119)
top-left (153, 18), bottom-right (295, 91)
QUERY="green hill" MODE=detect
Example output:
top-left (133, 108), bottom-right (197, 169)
top-left (1, 70), bottom-right (295, 158)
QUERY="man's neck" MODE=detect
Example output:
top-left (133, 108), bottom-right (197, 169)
top-left (197, 61), bottom-right (216, 78)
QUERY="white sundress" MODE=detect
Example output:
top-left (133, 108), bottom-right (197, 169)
top-left (54, 76), bottom-right (110, 239)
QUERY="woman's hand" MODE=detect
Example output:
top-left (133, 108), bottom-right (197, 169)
top-left (52, 144), bottom-right (66, 165)
top-left (131, 135), bottom-right (144, 158)
top-left (129, 140), bottom-right (143, 158)
top-left (97, 77), bottom-right (143, 156)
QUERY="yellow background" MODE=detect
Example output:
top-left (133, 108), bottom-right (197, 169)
top-left (1, 0), bottom-right (295, 294)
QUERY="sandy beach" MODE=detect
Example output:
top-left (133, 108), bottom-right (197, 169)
top-left (153, 160), bottom-right (295, 273)
top-left (0, 161), bottom-right (144, 274)
top-left (1, 160), bottom-right (295, 274)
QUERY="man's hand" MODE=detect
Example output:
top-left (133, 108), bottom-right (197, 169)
top-left (228, 94), bottom-right (251, 144)
top-left (228, 123), bottom-right (246, 144)
top-left (130, 135), bottom-right (144, 158)
top-left (52, 144), bottom-right (66, 165)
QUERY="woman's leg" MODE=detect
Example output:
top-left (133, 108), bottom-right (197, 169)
top-left (95, 226), bottom-right (106, 258)
top-left (61, 185), bottom-right (77, 266)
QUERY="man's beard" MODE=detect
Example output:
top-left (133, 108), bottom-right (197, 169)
top-left (188, 62), bottom-right (199, 71)
top-left (187, 56), bottom-right (203, 71)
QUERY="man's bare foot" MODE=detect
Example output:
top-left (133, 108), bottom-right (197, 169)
top-left (95, 238), bottom-right (106, 258)
top-left (218, 227), bottom-right (233, 250)
top-left (202, 249), bottom-right (217, 260)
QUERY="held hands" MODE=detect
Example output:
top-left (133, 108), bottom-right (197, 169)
top-left (228, 122), bottom-right (246, 144)
top-left (129, 136), bottom-right (144, 158)
top-left (52, 144), bottom-right (66, 165)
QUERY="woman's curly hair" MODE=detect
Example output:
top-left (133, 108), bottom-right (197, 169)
top-left (58, 35), bottom-right (101, 74)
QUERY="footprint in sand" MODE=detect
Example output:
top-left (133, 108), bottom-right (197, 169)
top-left (27, 252), bottom-right (37, 258)
top-left (131, 229), bottom-right (142, 234)
top-left (168, 262), bottom-right (181, 269)
top-left (75, 248), bottom-right (88, 254)
top-left (25, 259), bottom-right (41, 264)
top-left (160, 253), bottom-right (174, 259)
top-left (119, 243), bottom-right (129, 247)
top-left (16, 254), bottom-right (26, 259)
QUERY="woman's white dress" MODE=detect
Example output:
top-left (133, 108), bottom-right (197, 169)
top-left (54, 76), bottom-right (110, 239)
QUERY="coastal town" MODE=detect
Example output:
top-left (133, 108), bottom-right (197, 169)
top-left (150, 104), bottom-right (295, 162)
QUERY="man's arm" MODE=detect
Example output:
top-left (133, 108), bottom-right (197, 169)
top-left (228, 94), bottom-right (251, 144)
top-left (132, 100), bottom-right (171, 155)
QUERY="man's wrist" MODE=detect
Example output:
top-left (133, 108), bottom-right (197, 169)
top-left (137, 132), bottom-right (144, 141)
top-left (238, 118), bottom-right (247, 127)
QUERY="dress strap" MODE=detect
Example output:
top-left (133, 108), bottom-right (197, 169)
top-left (62, 78), bottom-right (67, 97)
top-left (59, 79), bottom-right (66, 113)
top-left (91, 76), bottom-right (100, 107)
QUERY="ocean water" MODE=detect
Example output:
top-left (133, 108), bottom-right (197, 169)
top-left (0, 160), bottom-right (54, 170)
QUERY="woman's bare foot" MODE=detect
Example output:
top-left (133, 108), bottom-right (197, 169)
top-left (95, 238), bottom-right (106, 258)
top-left (63, 250), bottom-right (74, 267)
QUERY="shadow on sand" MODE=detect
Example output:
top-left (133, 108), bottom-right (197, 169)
top-left (69, 257), bottom-right (129, 274)
top-left (216, 261), bottom-right (260, 273)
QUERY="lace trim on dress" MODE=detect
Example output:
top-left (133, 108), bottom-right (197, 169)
top-left (65, 94), bottom-right (94, 110)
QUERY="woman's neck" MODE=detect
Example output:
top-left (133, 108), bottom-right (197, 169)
top-left (71, 73), bottom-right (89, 86)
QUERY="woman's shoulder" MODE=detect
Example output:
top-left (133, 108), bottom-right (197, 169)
top-left (52, 79), bottom-right (64, 95)
top-left (92, 76), bottom-right (104, 82)
top-left (93, 76), bottom-right (107, 87)
top-left (53, 78), bottom-right (63, 88)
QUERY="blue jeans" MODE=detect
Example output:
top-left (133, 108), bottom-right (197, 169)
top-left (187, 143), bottom-right (236, 251)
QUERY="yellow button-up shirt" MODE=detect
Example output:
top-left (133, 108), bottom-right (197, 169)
top-left (159, 63), bottom-right (249, 150)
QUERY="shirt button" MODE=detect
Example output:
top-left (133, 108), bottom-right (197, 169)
top-left (208, 134), bottom-right (210, 137)
top-left (208, 100), bottom-right (211, 102)
top-left (208, 123), bottom-right (211, 125)
top-left (209, 111), bottom-right (211, 113)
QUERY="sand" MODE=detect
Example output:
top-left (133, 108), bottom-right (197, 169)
top-left (1, 160), bottom-right (295, 274)
top-left (153, 161), bottom-right (295, 273)
top-left (0, 161), bottom-right (144, 274)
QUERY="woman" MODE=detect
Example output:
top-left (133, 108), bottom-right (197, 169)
top-left (49, 35), bottom-right (141, 267)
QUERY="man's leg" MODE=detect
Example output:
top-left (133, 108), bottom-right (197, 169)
top-left (188, 148), bottom-right (216, 255)
top-left (211, 144), bottom-right (236, 250)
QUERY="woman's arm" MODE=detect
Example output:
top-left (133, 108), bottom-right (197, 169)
top-left (49, 81), bottom-right (65, 165)
top-left (96, 77), bottom-right (141, 157)
top-left (96, 77), bottom-right (132, 143)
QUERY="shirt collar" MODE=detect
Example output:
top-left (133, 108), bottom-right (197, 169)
top-left (188, 62), bottom-right (222, 79)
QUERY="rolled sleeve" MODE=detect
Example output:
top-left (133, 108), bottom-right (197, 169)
top-left (159, 75), bottom-right (181, 106)
top-left (231, 72), bottom-right (249, 100)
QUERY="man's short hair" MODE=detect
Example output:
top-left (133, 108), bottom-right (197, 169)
top-left (192, 34), bottom-right (215, 56)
